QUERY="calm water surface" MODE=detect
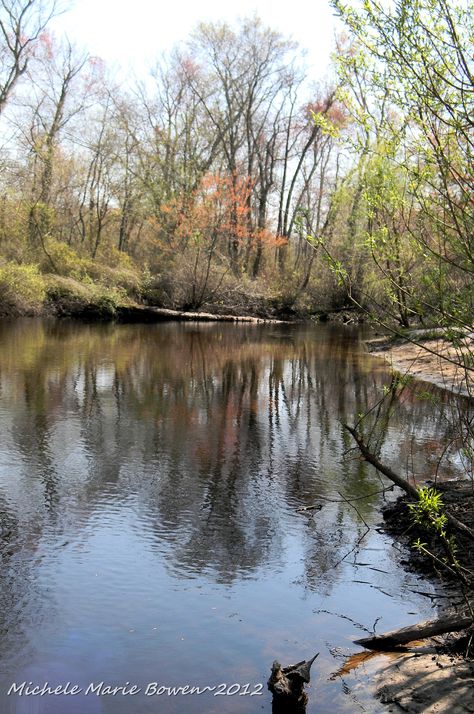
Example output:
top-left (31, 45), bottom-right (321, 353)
top-left (0, 319), bottom-right (468, 713)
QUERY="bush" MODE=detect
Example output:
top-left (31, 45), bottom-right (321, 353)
top-left (0, 263), bottom-right (46, 315)
top-left (41, 240), bottom-right (141, 297)
top-left (40, 240), bottom-right (91, 279)
top-left (45, 275), bottom-right (127, 320)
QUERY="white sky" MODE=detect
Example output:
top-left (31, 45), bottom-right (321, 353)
top-left (51, 0), bottom-right (339, 81)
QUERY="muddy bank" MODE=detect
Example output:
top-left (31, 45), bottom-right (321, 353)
top-left (367, 330), bottom-right (474, 398)
top-left (371, 482), bottom-right (474, 711)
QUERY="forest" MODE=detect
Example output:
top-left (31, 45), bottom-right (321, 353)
top-left (0, 0), bottom-right (471, 326)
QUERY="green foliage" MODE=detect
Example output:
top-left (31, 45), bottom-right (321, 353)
top-left (0, 263), bottom-right (46, 315)
top-left (41, 239), bottom-right (92, 279)
top-left (408, 487), bottom-right (447, 537)
top-left (46, 275), bottom-right (127, 319)
top-left (40, 239), bottom-right (140, 292)
top-left (311, 110), bottom-right (341, 138)
top-left (330, 0), bottom-right (474, 330)
top-left (408, 486), bottom-right (460, 573)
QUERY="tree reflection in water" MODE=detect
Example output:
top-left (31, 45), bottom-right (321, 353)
top-left (0, 318), bottom-right (469, 713)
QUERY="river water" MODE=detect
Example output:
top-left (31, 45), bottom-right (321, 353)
top-left (0, 319), bottom-right (468, 713)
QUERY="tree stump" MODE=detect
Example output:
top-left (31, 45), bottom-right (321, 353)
top-left (268, 654), bottom-right (319, 713)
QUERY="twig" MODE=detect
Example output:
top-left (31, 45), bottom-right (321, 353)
top-left (295, 485), bottom-right (394, 512)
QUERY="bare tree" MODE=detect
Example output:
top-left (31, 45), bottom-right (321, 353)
top-left (17, 37), bottom-right (89, 250)
top-left (0, 0), bottom-right (57, 114)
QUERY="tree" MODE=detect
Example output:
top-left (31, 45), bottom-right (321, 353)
top-left (22, 37), bottom-right (88, 251)
top-left (327, 1), bottom-right (474, 616)
top-left (331, 0), bottom-right (474, 327)
top-left (0, 0), bottom-right (57, 114)
top-left (185, 17), bottom-right (303, 273)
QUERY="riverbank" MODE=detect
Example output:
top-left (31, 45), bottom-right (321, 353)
top-left (0, 289), bottom-right (293, 323)
top-left (353, 323), bottom-right (474, 711)
top-left (367, 329), bottom-right (474, 398)
top-left (369, 482), bottom-right (474, 711)
top-left (0, 262), bottom-right (363, 323)
top-left (376, 650), bottom-right (474, 713)
top-left (1, 276), bottom-right (358, 324)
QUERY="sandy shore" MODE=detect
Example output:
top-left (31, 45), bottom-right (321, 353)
top-left (376, 651), bottom-right (474, 712)
top-left (368, 332), bottom-right (474, 398)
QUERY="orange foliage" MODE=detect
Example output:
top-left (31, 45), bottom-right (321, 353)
top-left (175, 172), bottom-right (255, 247)
top-left (154, 173), bottom-right (288, 265)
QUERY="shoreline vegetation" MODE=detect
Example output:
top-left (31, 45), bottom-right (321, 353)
top-left (0, 0), bottom-right (470, 355)
top-left (0, 264), bottom-right (362, 323)
top-left (341, 384), bottom-right (474, 712)
top-left (368, 481), bottom-right (474, 712)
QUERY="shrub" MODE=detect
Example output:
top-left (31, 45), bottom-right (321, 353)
top-left (40, 240), bottom-right (91, 279)
top-left (41, 240), bottom-right (141, 297)
top-left (45, 275), bottom-right (127, 320)
top-left (0, 263), bottom-right (46, 315)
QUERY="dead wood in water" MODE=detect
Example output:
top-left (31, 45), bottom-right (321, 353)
top-left (118, 305), bottom-right (285, 323)
top-left (268, 654), bottom-right (319, 713)
top-left (344, 424), bottom-right (474, 541)
top-left (355, 612), bottom-right (474, 651)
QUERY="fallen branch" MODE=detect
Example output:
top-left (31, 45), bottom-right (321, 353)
top-left (354, 612), bottom-right (473, 651)
top-left (344, 424), bottom-right (474, 541)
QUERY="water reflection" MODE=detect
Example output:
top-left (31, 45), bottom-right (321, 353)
top-left (0, 318), bottom-right (469, 713)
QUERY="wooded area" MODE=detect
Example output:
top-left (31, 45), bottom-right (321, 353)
top-left (0, 0), bottom-right (471, 327)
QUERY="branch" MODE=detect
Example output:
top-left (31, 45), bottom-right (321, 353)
top-left (355, 612), bottom-right (473, 651)
top-left (344, 423), bottom-right (474, 541)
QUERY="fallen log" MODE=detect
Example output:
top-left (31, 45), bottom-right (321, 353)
top-left (268, 654), bottom-right (319, 713)
top-left (344, 424), bottom-right (474, 541)
top-left (117, 305), bottom-right (284, 324)
top-left (355, 612), bottom-right (473, 651)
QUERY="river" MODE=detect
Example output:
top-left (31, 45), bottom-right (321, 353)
top-left (0, 318), bottom-right (468, 713)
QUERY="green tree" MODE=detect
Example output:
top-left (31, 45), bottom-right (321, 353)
top-left (331, 0), bottom-right (474, 327)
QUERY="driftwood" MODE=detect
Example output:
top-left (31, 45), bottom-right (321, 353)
top-left (344, 424), bottom-right (474, 541)
top-left (355, 612), bottom-right (473, 651)
top-left (268, 654), bottom-right (319, 713)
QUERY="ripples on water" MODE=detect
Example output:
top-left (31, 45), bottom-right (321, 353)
top-left (0, 319), bottom-right (470, 713)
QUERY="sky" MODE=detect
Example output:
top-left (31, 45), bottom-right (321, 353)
top-left (50, 0), bottom-right (340, 81)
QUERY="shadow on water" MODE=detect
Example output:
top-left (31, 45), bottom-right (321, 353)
top-left (0, 318), bottom-right (470, 713)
